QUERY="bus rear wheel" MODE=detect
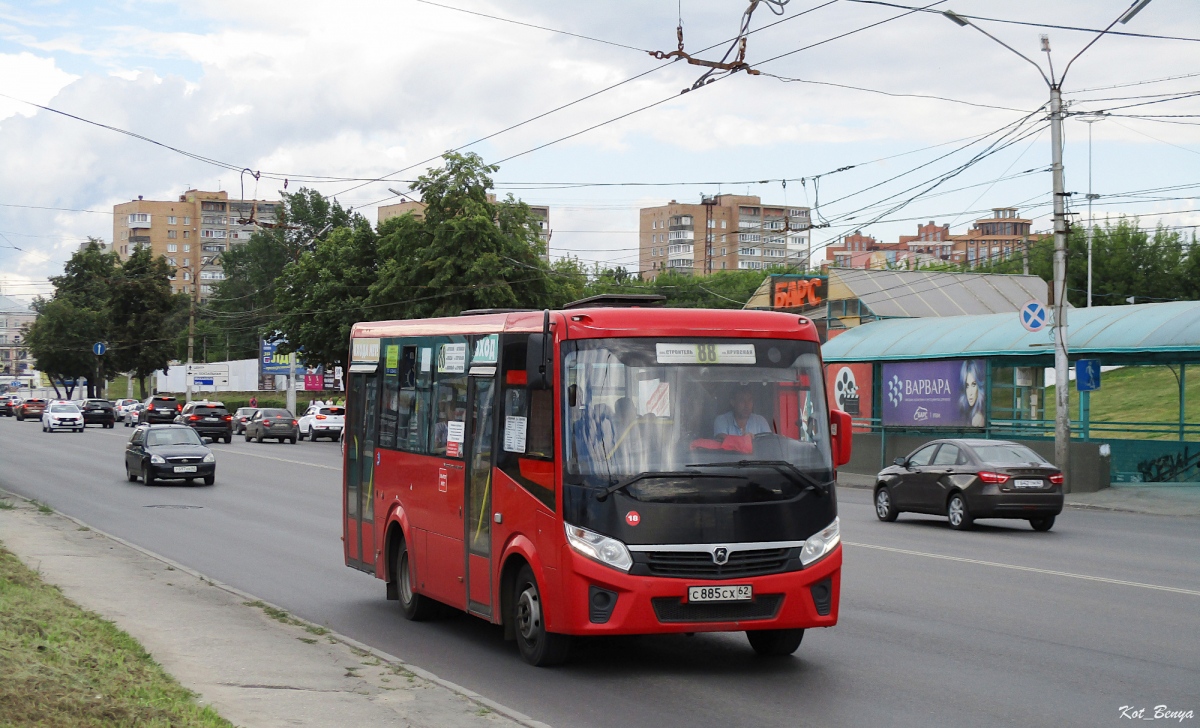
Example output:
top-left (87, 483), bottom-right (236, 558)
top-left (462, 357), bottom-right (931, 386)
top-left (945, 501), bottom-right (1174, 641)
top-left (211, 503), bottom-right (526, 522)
top-left (513, 565), bottom-right (570, 666)
top-left (746, 628), bottom-right (805, 657)
top-left (395, 540), bottom-right (437, 621)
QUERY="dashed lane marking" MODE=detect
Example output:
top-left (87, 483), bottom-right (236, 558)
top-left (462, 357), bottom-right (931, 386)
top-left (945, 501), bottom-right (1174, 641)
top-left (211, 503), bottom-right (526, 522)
top-left (845, 541), bottom-right (1200, 597)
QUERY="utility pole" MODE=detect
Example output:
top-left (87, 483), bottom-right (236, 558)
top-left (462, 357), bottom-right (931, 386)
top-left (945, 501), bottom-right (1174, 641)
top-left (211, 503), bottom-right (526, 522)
top-left (1049, 80), bottom-right (1071, 475)
top-left (701, 195), bottom-right (717, 275)
top-left (942, 0), bottom-right (1153, 477)
top-left (1022, 235), bottom-right (1029, 276)
top-left (287, 351), bottom-right (297, 415)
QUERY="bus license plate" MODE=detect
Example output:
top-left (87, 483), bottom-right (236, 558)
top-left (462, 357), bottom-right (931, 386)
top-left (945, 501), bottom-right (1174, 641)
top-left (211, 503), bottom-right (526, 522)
top-left (1014, 479), bottom-right (1043, 488)
top-left (688, 585), bottom-right (752, 603)
top-left (174, 466), bottom-right (197, 473)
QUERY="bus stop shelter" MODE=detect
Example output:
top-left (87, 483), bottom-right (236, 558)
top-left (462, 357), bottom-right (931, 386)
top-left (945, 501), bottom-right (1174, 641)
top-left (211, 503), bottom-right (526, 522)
top-left (821, 300), bottom-right (1200, 491)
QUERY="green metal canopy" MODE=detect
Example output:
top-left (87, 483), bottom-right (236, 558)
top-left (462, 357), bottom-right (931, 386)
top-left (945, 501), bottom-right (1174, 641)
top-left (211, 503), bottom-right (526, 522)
top-left (822, 301), bottom-right (1200, 365)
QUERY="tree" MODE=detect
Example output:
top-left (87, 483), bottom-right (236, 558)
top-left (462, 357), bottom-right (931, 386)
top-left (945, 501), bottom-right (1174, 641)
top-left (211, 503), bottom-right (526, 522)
top-left (24, 239), bottom-right (117, 397)
top-left (22, 298), bottom-right (105, 399)
top-left (583, 267), bottom-right (778, 308)
top-left (368, 152), bottom-right (578, 319)
top-left (210, 187), bottom-right (359, 360)
top-left (274, 218), bottom-right (380, 370)
top-left (107, 245), bottom-right (186, 398)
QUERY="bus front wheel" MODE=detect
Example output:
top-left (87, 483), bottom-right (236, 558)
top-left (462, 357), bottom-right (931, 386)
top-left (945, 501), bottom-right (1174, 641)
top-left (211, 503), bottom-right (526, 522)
top-left (513, 565), bottom-right (570, 666)
top-left (395, 540), bottom-right (437, 621)
top-left (746, 628), bottom-right (805, 657)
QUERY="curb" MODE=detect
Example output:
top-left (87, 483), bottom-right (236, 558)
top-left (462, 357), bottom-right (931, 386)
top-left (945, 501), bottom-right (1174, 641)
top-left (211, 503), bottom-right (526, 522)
top-left (0, 488), bottom-right (552, 728)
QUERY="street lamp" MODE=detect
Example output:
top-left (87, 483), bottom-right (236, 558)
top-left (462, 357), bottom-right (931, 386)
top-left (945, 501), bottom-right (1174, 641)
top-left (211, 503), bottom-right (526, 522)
top-left (942, 1), bottom-right (1152, 478)
top-left (1078, 112), bottom-right (1108, 308)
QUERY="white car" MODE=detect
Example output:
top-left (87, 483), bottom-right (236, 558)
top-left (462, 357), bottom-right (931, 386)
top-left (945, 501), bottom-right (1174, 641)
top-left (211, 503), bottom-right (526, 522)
top-left (42, 402), bottom-right (84, 433)
top-left (298, 403), bottom-right (345, 441)
top-left (113, 398), bottom-right (139, 422)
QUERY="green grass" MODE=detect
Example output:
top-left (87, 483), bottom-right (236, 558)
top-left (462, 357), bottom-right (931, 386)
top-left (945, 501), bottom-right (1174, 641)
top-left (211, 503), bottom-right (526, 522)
top-left (0, 544), bottom-right (233, 727)
top-left (1046, 365), bottom-right (1200, 440)
top-left (0, 500), bottom-right (14, 511)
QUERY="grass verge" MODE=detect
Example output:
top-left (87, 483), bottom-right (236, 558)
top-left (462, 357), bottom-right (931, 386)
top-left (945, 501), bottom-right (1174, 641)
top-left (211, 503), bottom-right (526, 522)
top-left (0, 543), bottom-right (233, 727)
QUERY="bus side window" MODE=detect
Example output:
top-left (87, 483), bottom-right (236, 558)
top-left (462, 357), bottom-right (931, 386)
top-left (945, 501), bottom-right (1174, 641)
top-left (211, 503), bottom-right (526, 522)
top-left (498, 337), bottom-right (554, 509)
top-left (395, 345), bottom-right (426, 452)
top-left (378, 340), bottom-right (400, 449)
top-left (432, 340), bottom-right (469, 459)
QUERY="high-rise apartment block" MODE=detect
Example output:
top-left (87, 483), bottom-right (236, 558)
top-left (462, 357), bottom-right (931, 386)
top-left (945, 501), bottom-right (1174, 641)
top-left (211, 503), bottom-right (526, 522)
top-left (113, 190), bottom-right (279, 301)
top-left (640, 195), bottom-right (812, 278)
top-left (378, 194), bottom-right (551, 261)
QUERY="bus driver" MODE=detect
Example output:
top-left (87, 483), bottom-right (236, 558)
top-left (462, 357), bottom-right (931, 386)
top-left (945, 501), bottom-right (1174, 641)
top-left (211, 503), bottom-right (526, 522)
top-left (714, 386), bottom-right (771, 437)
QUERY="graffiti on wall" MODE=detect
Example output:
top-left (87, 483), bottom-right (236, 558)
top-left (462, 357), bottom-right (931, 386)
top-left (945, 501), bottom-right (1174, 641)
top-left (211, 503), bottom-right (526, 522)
top-left (1136, 446), bottom-right (1200, 483)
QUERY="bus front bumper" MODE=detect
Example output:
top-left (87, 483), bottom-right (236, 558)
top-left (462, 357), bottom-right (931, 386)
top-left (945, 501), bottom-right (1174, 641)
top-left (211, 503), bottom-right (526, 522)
top-left (554, 544), bottom-right (841, 636)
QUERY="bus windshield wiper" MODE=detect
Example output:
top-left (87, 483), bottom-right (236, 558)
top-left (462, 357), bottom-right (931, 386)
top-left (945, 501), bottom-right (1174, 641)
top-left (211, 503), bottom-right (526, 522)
top-left (686, 460), bottom-right (830, 497)
top-left (596, 470), bottom-right (701, 501)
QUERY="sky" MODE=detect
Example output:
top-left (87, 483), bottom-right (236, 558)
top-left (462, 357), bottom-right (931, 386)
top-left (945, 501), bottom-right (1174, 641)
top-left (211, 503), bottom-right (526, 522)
top-left (1, 0), bottom-right (1198, 303)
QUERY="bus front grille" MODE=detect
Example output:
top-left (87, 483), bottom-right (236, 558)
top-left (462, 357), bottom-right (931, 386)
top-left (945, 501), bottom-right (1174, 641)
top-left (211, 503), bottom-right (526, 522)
top-left (651, 595), bottom-right (783, 623)
top-left (641, 548), bottom-right (792, 579)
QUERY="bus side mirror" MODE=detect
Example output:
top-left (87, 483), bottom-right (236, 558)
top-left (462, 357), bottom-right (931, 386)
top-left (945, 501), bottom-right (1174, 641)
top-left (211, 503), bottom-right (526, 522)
top-left (526, 333), bottom-right (552, 390)
top-left (829, 409), bottom-right (853, 467)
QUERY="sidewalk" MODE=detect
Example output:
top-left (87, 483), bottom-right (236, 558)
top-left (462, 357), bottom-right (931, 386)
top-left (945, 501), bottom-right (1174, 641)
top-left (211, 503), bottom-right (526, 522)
top-left (0, 492), bottom-right (547, 728)
top-left (837, 472), bottom-right (1200, 518)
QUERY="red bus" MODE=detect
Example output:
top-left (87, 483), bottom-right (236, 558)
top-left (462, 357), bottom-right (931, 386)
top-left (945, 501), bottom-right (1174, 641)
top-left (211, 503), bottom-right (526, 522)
top-left (342, 299), bottom-right (852, 665)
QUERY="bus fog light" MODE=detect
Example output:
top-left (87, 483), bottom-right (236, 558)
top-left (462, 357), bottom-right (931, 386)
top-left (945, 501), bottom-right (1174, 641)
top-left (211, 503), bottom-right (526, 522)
top-left (800, 517), bottom-right (840, 567)
top-left (565, 523), bottom-right (632, 572)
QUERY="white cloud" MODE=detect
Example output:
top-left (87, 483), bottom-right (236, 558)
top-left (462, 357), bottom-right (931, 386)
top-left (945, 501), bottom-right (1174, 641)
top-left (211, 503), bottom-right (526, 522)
top-left (0, 51), bottom-right (77, 120)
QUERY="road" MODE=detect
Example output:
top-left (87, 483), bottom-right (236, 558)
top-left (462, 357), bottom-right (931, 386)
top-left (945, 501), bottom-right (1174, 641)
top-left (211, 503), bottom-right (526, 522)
top-left (2, 415), bottom-right (1197, 727)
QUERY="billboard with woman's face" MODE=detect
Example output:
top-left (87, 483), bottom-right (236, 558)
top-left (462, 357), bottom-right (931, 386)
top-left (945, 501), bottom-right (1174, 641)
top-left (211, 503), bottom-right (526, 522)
top-left (881, 359), bottom-right (987, 427)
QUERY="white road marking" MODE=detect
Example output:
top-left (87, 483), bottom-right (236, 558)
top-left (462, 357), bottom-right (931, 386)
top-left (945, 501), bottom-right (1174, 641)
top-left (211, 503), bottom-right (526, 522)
top-left (207, 445), bottom-right (341, 471)
top-left (845, 541), bottom-right (1200, 597)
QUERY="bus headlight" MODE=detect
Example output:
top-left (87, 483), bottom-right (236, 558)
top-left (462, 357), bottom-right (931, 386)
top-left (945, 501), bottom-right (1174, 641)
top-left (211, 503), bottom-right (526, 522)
top-left (800, 517), bottom-right (840, 567)
top-left (564, 523), bottom-right (633, 572)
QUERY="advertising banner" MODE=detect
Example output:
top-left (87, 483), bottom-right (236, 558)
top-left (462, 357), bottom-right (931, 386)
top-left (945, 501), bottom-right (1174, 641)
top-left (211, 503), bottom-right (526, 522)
top-left (825, 363), bottom-right (873, 432)
top-left (260, 338), bottom-right (294, 375)
top-left (882, 359), bottom-right (987, 428)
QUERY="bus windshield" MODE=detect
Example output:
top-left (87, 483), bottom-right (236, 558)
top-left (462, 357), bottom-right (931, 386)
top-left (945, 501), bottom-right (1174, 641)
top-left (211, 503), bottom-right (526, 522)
top-left (563, 338), bottom-right (833, 496)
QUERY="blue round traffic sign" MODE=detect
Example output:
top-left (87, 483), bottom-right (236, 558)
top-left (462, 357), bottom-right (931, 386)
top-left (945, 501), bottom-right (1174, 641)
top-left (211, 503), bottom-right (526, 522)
top-left (93, 342), bottom-right (107, 356)
top-left (1019, 300), bottom-right (1047, 332)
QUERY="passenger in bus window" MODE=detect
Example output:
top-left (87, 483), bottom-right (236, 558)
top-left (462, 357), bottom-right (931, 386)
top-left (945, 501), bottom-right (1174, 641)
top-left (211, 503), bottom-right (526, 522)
top-left (714, 386), bottom-right (771, 437)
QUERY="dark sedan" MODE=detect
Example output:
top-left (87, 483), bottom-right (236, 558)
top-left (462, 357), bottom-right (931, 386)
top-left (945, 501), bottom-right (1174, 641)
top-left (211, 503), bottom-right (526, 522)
top-left (874, 439), bottom-right (1063, 531)
top-left (244, 408), bottom-right (298, 444)
top-left (139, 395), bottom-right (182, 424)
top-left (80, 399), bottom-right (116, 428)
top-left (15, 398), bottom-right (46, 421)
top-left (0, 394), bottom-right (22, 416)
top-left (124, 425), bottom-right (215, 486)
top-left (232, 407), bottom-right (258, 435)
top-left (176, 401), bottom-right (233, 443)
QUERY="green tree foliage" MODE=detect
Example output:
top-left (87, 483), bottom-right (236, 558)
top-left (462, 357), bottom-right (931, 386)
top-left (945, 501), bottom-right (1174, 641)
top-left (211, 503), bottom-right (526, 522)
top-left (274, 218), bottom-right (380, 369)
top-left (208, 188), bottom-right (359, 360)
top-left (23, 239), bottom-right (118, 398)
top-left (107, 245), bottom-right (187, 398)
top-left (968, 218), bottom-right (1199, 306)
top-left (584, 267), bottom-right (780, 308)
top-left (23, 299), bottom-right (106, 399)
top-left (368, 152), bottom-right (580, 320)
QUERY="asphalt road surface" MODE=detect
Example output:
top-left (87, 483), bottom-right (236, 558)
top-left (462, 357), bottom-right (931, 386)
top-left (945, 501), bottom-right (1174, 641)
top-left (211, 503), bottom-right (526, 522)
top-left (2, 415), bottom-right (1197, 727)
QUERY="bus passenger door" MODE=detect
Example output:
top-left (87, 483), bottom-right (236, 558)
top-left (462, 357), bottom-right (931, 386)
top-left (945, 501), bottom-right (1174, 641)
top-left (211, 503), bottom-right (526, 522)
top-left (345, 372), bottom-right (379, 573)
top-left (464, 371), bottom-right (497, 617)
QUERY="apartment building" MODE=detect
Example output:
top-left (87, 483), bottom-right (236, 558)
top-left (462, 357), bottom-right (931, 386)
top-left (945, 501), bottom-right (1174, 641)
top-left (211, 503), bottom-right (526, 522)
top-left (0, 295), bottom-right (36, 378)
top-left (640, 195), bottom-right (812, 278)
top-left (113, 190), bottom-right (279, 302)
top-left (824, 209), bottom-right (1041, 270)
top-left (378, 194), bottom-right (551, 261)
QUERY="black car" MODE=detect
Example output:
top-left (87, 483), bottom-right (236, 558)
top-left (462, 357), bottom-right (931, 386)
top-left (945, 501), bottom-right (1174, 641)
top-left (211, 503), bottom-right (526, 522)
top-left (874, 439), bottom-right (1064, 531)
top-left (176, 401), bottom-right (233, 443)
top-left (140, 395), bottom-right (182, 424)
top-left (125, 425), bottom-right (216, 486)
top-left (80, 399), bottom-right (116, 428)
